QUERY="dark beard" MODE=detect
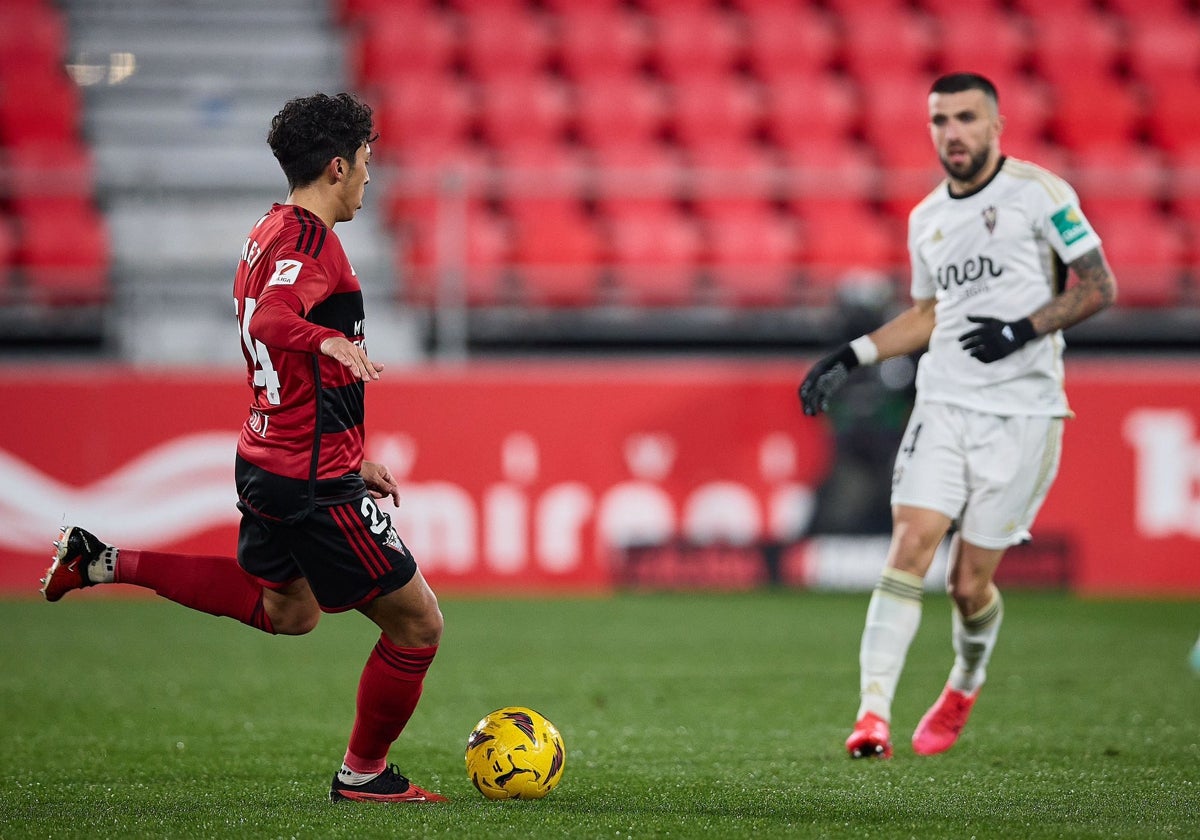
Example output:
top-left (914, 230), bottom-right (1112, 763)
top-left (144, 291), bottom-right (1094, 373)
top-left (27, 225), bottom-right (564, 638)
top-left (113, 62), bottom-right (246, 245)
top-left (939, 146), bottom-right (990, 184)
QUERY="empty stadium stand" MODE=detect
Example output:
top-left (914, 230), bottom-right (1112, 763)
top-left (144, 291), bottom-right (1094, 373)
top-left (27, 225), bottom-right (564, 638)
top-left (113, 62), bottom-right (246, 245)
top-left (338, 0), bottom-right (1200, 352)
top-left (44, 0), bottom-right (410, 362)
top-left (0, 0), bottom-right (109, 337)
top-left (3, 0), bottom-right (1199, 356)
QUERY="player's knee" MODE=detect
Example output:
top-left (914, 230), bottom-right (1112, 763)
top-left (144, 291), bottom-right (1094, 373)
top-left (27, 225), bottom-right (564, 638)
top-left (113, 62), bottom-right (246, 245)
top-left (370, 596), bottom-right (443, 647)
top-left (889, 525), bottom-right (942, 573)
top-left (414, 601), bottom-right (444, 647)
top-left (273, 606), bottom-right (321, 636)
top-left (946, 578), bottom-right (990, 614)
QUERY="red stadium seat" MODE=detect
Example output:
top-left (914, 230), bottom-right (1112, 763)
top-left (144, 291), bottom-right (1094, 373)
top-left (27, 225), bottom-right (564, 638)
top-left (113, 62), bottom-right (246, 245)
top-left (797, 205), bottom-right (901, 294)
top-left (1166, 145), bottom-right (1200, 228)
top-left (333, 0), bottom-right (435, 25)
top-left (699, 203), bottom-right (801, 307)
top-left (667, 74), bottom-right (764, 151)
top-left (1047, 75), bottom-right (1146, 151)
top-left (836, 3), bottom-right (938, 81)
top-left (857, 73), bottom-right (932, 156)
top-left (573, 74), bottom-right (670, 149)
top-left (388, 134), bottom-right (492, 176)
top-left (1007, 0), bottom-right (1100, 16)
top-left (1125, 9), bottom-right (1200, 90)
top-left (381, 139), bottom-right (492, 254)
top-left (460, 5), bottom-right (553, 80)
top-left (17, 203), bottom-right (110, 304)
top-left (552, 5), bottom-right (650, 81)
top-left (1027, 10), bottom-right (1124, 89)
top-left (0, 69), bottom-right (82, 148)
top-left (763, 74), bottom-right (862, 149)
top-left (476, 72), bottom-right (573, 150)
top-left (1071, 143), bottom-right (1169, 220)
top-left (497, 142), bottom-right (594, 259)
top-left (347, 7), bottom-right (457, 88)
top-left (646, 5), bottom-right (744, 82)
top-left (372, 73), bottom-right (476, 159)
top-left (684, 137), bottom-right (780, 170)
top-left (496, 140), bottom-right (591, 182)
top-left (0, 212), bottom-right (14, 262)
top-left (935, 8), bottom-right (1032, 81)
top-left (395, 202), bottom-right (514, 307)
top-left (1102, 0), bottom-right (1194, 17)
top-left (0, 212), bottom-right (17, 301)
top-left (1084, 208), bottom-right (1187, 307)
top-left (0, 2), bottom-right (66, 80)
top-left (464, 210), bottom-right (519, 307)
top-left (508, 205), bottom-right (604, 307)
top-left (776, 139), bottom-right (881, 217)
top-left (1141, 75), bottom-right (1200, 153)
top-left (588, 141), bottom-right (689, 215)
top-left (2, 141), bottom-right (96, 215)
top-left (452, 0), bottom-right (537, 14)
top-left (604, 205), bottom-right (703, 306)
top-left (743, 4), bottom-right (840, 83)
top-left (684, 141), bottom-right (783, 212)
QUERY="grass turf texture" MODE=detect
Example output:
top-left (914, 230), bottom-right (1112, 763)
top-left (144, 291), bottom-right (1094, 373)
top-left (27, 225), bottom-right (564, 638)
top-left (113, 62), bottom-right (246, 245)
top-left (1, 591), bottom-right (1196, 838)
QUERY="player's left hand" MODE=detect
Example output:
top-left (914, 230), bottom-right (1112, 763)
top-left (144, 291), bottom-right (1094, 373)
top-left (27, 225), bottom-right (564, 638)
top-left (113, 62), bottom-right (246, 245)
top-left (320, 335), bottom-right (383, 382)
top-left (958, 315), bottom-right (1036, 363)
top-left (361, 460), bottom-right (400, 506)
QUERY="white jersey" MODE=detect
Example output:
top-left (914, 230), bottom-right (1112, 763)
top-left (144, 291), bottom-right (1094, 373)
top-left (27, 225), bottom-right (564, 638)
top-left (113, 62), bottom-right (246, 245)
top-left (908, 156), bottom-right (1100, 417)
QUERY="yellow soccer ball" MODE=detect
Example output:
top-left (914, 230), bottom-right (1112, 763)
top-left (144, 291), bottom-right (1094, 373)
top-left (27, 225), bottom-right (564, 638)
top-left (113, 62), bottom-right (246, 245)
top-left (465, 706), bottom-right (565, 800)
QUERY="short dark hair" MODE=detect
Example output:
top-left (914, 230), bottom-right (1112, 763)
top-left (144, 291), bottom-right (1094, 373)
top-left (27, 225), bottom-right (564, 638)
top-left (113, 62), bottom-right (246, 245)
top-left (267, 92), bottom-right (377, 191)
top-left (929, 73), bottom-right (999, 108)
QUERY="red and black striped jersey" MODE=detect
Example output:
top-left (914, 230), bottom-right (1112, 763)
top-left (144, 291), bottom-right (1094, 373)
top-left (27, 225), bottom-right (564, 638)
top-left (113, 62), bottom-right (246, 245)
top-left (233, 203), bottom-right (367, 506)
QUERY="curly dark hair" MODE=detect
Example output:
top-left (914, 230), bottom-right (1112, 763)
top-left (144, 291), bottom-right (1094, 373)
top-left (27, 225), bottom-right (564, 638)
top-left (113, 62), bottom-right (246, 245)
top-left (267, 92), bottom-right (377, 191)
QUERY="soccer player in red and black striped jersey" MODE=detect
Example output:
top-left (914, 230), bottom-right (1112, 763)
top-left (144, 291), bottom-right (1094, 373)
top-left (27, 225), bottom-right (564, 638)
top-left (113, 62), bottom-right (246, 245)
top-left (41, 93), bottom-right (446, 804)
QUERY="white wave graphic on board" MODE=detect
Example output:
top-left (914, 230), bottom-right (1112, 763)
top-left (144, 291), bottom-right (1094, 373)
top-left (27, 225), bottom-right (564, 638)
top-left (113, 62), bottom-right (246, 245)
top-left (0, 433), bottom-right (241, 552)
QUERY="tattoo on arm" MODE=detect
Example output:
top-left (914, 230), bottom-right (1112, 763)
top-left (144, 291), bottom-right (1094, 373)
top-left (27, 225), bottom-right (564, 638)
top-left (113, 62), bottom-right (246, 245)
top-left (1030, 248), bottom-right (1117, 335)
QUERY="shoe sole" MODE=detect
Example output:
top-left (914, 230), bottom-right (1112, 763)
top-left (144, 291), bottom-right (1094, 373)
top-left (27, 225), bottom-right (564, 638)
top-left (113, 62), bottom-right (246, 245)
top-left (912, 731), bottom-right (960, 756)
top-left (849, 744), bottom-right (892, 759)
top-left (330, 790), bottom-right (446, 803)
top-left (40, 528), bottom-right (74, 602)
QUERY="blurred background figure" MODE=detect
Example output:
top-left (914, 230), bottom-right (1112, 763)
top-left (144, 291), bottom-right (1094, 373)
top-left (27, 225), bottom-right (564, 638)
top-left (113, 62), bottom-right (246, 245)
top-left (806, 270), bottom-right (915, 536)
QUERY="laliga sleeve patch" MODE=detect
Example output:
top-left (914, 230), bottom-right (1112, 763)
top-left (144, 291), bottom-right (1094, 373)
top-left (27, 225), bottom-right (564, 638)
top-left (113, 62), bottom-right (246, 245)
top-left (1050, 205), bottom-right (1088, 246)
top-left (268, 259), bottom-right (303, 286)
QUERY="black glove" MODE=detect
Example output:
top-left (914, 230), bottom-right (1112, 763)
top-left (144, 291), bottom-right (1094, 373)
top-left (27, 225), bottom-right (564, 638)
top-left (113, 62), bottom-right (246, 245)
top-left (958, 315), bottom-right (1036, 363)
top-left (799, 344), bottom-right (859, 416)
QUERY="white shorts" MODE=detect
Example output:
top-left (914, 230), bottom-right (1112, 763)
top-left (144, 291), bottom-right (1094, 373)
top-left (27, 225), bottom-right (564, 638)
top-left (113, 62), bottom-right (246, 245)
top-left (890, 401), bottom-right (1064, 549)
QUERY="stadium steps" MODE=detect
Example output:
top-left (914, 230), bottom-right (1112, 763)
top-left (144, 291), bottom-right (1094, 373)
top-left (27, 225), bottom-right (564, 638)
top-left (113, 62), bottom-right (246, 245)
top-left (57, 0), bottom-right (409, 363)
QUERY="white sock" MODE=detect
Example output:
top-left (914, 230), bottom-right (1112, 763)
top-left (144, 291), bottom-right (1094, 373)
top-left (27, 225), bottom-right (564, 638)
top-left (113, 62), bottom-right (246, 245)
top-left (857, 567), bottom-right (924, 722)
top-left (87, 546), bottom-right (119, 584)
top-left (338, 764), bottom-right (381, 785)
top-left (947, 588), bottom-right (1003, 695)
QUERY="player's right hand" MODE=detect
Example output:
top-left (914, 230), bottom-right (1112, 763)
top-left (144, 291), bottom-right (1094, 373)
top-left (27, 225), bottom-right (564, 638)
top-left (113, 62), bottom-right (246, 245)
top-left (798, 344), bottom-right (859, 416)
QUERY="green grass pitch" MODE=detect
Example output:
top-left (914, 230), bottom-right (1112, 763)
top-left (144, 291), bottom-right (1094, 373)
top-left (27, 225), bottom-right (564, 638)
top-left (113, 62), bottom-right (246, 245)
top-left (1, 590), bottom-right (1196, 838)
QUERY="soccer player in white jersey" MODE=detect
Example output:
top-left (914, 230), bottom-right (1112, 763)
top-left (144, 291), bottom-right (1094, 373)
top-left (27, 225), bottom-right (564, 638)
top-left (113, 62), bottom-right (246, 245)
top-left (799, 73), bottom-right (1117, 758)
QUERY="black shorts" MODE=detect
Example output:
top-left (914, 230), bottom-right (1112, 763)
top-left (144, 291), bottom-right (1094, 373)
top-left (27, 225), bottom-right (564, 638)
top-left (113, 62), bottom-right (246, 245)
top-left (237, 495), bottom-right (418, 612)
